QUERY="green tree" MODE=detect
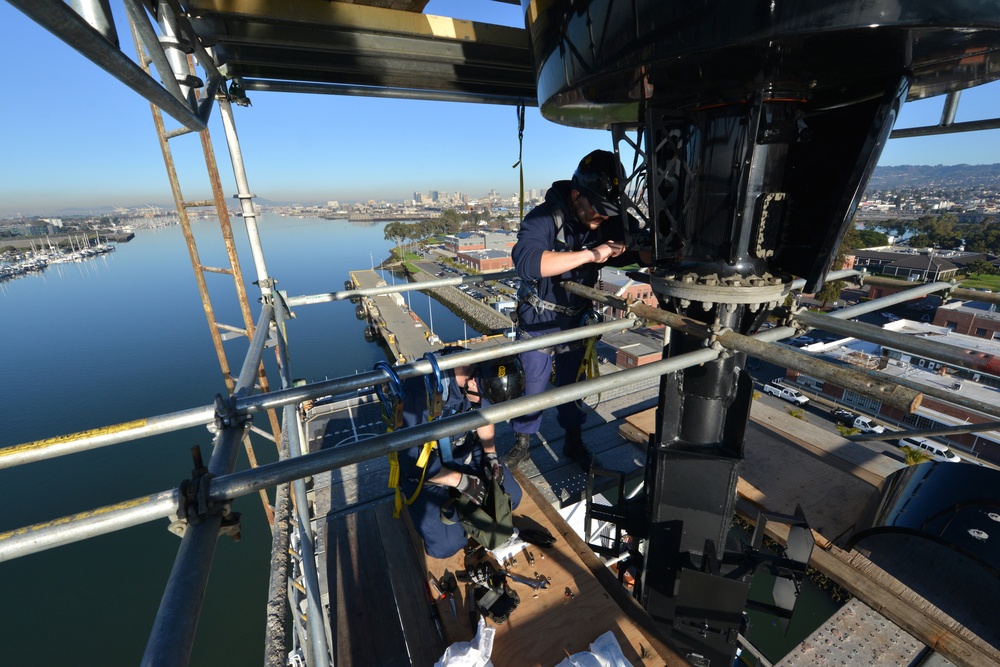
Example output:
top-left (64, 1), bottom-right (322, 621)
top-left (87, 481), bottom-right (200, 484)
top-left (855, 229), bottom-right (889, 248)
top-left (816, 279), bottom-right (846, 308)
top-left (440, 209), bottom-right (462, 234)
top-left (967, 259), bottom-right (996, 279)
top-left (383, 221), bottom-right (406, 259)
top-left (965, 225), bottom-right (1000, 254)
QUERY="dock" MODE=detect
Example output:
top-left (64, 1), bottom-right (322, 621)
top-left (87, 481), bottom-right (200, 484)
top-left (349, 269), bottom-right (510, 363)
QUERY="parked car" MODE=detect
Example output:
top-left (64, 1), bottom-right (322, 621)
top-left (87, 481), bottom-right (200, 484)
top-left (880, 312), bottom-right (900, 322)
top-left (831, 409), bottom-right (886, 434)
top-left (898, 437), bottom-right (961, 463)
top-left (763, 381), bottom-right (809, 405)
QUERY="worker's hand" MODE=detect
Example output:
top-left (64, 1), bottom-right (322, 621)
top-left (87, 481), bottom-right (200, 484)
top-left (455, 472), bottom-right (488, 506)
top-left (483, 451), bottom-right (504, 486)
top-left (591, 241), bottom-right (626, 263)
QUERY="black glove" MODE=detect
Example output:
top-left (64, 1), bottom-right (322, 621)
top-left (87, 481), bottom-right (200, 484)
top-left (455, 472), bottom-right (487, 506)
top-left (483, 452), bottom-right (504, 486)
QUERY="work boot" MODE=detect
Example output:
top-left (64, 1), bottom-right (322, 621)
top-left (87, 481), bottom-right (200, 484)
top-left (504, 433), bottom-right (531, 469)
top-left (562, 426), bottom-right (592, 471)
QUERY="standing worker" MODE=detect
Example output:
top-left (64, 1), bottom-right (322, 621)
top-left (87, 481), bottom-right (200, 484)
top-left (504, 149), bottom-right (635, 470)
top-left (395, 353), bottom-right (526, 559)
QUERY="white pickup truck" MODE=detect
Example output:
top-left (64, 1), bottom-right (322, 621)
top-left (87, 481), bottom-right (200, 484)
top-left (763, 381), bottom-right (809, 405)
top-left (831, 409), bottom-right (886, 434)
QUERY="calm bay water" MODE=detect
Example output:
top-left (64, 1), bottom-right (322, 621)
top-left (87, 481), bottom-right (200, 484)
top-left (0, 216), bottom-right (466, 666)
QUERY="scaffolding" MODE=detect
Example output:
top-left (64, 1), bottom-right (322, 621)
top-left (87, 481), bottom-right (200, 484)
top-left (6, 2), bottom-right (1000, 666)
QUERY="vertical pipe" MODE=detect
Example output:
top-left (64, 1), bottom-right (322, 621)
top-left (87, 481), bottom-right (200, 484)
top-left (272, 300), bottom-right (331, 667)
top-left (153, 0), bottom-right (196, 107)
top-left (68, 0), bottom-right (118, 45)
top-left (141, 424), bottom-right (247, 667)
top-left (940, 91), bottom-right (962, 127)
top-left (216, 95), bottom-right (272, 297)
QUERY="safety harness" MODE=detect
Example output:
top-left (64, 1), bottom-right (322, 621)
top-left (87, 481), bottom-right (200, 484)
top-left (517, 207), bottom-right (591, 317)
top-left (380, 354), bottom-right (457, 518)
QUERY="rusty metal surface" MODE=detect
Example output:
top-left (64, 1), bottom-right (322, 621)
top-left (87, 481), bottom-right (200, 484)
top-left (777, 598), bottom-right (926, 667)
top-left (561, 282), bottom-right (923, 414)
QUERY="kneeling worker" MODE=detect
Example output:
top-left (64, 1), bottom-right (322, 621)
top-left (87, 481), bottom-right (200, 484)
top-left (397, 354), bottom-right (526, 559)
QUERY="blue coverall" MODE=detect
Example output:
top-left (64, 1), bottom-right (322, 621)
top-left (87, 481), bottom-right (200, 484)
top-left (510, 181), bottom-right (631, 436)
top-left (397, 369), bottom-right (522, 558)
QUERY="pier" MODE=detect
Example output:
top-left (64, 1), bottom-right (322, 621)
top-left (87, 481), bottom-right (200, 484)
top-left (349, 268), bottom-right (510, 364)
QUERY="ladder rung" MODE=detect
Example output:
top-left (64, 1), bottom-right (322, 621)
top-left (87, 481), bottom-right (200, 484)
top-left (164, 127), bottom-right (196, 140)
top-left (216, 323), bottom-right (248, 340)
top-left (182, 199), bottom-right (215, 208)
top-left (201, 265), bottom-right (235, 275)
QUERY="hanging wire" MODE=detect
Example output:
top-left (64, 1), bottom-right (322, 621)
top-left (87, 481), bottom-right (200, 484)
top-left (513, 101), bottom-right (526, 223)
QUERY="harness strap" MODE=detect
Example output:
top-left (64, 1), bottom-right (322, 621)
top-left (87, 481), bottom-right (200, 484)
top-left (523, 291), bottom-right (586, 316)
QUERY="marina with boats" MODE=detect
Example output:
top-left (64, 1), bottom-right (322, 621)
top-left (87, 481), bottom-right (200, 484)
top-left (0, 234), bottom-right (116, 281)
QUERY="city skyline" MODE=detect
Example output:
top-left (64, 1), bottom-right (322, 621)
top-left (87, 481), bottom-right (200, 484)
top-left (3, 1), bottom-right (1000, 217)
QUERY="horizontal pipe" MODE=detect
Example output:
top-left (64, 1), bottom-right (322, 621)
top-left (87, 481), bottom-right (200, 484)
top-left (794, 309), bottom-right (999, 378)
top-left (0, 318), bottom-right (640, 469)
top-left (561, 282), bottom-right (923, 413)
top-left (823, 280), bottom-right (954, 320)
top-left (0, 408), bottom-right (215, 470)
top-left (890, 116), bottom-right (1000, 139)
top-left (241, 79), bottom-right (537, 107)
top-left (286, 269), bottom-right (519, 306)
top-left (789, 269), bottom-right (862, 290)
top-left (0, 341), bottom-right (711, 561)
top-left (212, 347), bottom-right (720, 501)
top-left (848, 421), bottom-right (1000, 443)
top-left (0, 490), bottom-right (179, 562)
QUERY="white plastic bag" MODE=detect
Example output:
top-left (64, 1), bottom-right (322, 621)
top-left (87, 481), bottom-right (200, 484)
top-left (434, 618), bottom-right (495, 667)
top-left (553, 631), bottom-right (634, 667)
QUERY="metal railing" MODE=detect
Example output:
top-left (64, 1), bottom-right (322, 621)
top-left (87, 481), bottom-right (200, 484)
top-left (12, 271), bottom-right (984, 564)
top-left (3, 259), bottom-right (996, 665)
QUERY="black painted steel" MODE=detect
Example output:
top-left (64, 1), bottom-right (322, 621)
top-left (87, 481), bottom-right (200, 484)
top-left (521, 2), bottom-right (1000, 664)
top-left (848, 463), bottom-right (1000, 576)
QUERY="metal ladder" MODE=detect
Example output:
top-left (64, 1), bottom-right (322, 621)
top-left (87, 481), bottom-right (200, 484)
top-left (128, 23), bottom-right (280, 525)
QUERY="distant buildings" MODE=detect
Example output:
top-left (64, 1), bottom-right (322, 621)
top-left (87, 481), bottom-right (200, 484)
top-left (783, 315), bottom-right (1000, 464)
top-left (599, 268), bottom-right (659, 318)
top-left (855, 247), bottom-right (999, 287)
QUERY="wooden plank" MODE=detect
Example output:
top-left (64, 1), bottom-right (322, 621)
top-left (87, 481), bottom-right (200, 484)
top-left (400, 505), bottom-right (477, 646)
top-left (373, 502), bottom-right (449, 667)
top-left (401, 471), bottom-right (684, 666)
top-left (501, 470), bottom-right (685, 666)
top-left (327, 510), bottom-right (412, 666)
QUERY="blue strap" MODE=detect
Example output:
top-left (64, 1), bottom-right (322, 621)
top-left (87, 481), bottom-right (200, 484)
top-left (423, 352), bottom-right (442, 399)
top-left (373, 361), bottom-right (403, 402)
top-left (374, 361), bottom-right (404, 429)
top-left (423, 352), bottom-right (454, 464)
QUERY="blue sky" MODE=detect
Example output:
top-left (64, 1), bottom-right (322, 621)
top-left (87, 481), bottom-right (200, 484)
top-left (2, 0), bottom-right (999, 216)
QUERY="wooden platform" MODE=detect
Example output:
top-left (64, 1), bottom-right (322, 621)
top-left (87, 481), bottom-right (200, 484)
top-left (325, 469), bottom-right (686, 666)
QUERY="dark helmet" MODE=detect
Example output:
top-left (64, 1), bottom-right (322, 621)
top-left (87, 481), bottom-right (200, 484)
top-left (471, 356), bottom-right (525, 404)
top-left (572, 149), bottom-right (622, 217)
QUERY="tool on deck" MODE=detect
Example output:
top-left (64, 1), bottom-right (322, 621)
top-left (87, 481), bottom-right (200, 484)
top-left (505, 572), bottom-right (550, 590)
top-left (439, 575), bottom-right (458, 619)
top-left (466, 583), bottom-right (477, 629)
top-left (423, 579), bottom-right (445, 640)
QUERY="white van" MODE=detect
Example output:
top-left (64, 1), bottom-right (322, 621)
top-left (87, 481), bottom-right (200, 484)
top-left (898, 437), bottom-right (961, 463)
